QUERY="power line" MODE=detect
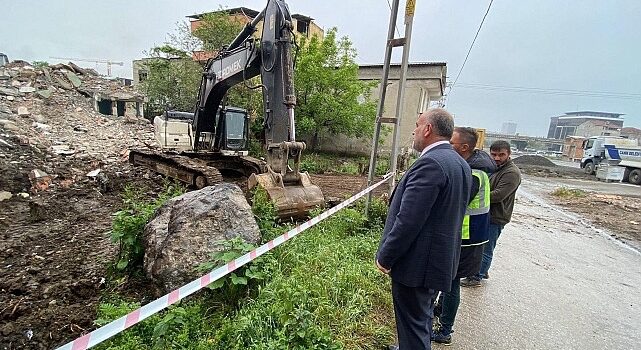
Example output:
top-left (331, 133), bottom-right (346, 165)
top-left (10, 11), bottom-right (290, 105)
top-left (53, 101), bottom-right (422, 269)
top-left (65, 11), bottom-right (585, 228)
top-left (449, 0), bottom-right (494, 92)
top-left (385, 0), bottom-right (402, 37)
top-left (455, 83), bottom-right (641, 100)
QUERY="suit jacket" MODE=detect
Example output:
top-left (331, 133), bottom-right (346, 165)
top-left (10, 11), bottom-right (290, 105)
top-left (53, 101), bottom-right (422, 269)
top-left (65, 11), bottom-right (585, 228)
top-left (376, 143), bottom-right (472, 292)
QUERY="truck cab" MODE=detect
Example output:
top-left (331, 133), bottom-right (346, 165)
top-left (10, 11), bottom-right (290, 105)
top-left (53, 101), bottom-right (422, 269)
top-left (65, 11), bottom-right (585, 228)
top-left (581, 136), bottom-right (641, 185)
top-left (154, 106), bottom-right (250, 156)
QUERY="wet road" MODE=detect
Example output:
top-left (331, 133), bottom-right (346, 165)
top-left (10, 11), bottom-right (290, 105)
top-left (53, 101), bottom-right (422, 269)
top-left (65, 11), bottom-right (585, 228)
top-left (434, 179), bottom-right (641, 350)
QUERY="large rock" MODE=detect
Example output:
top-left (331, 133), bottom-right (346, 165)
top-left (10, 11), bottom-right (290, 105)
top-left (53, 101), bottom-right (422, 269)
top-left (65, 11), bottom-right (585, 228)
top-left (143, 183), bottom-right (261, 294)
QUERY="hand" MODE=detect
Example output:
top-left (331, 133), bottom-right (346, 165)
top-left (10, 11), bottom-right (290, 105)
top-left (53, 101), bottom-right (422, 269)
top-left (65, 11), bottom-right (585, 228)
top-left (376, 260), bottom-right (390, 275)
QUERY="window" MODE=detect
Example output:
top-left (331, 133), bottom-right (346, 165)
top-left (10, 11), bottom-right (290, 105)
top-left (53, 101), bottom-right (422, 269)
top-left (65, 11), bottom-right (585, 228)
top-left (138, 71), bottom-right (148, 82)
top-left (296, 20), bottom-right (309, 36)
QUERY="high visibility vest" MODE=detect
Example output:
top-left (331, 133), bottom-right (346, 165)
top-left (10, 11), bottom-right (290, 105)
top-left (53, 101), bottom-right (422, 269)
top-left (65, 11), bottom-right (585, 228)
top-left (461, 169), bottom-right (491, 247)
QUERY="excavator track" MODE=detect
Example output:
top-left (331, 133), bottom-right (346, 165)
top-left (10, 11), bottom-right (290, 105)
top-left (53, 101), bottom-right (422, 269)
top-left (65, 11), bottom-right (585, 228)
top-left (129, 149), bottom-right (223, 189)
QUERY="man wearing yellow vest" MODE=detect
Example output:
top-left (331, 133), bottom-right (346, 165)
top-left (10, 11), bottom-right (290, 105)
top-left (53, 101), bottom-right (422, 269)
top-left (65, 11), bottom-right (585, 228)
top-left (432, 127), bottom-right (496, 345)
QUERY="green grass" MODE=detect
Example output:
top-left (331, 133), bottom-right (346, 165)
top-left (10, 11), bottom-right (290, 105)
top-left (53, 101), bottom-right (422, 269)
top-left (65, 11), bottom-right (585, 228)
top-left (299, 152), bottom-right (390, 177)
top-left (95, 188), bottom-right (395, 349)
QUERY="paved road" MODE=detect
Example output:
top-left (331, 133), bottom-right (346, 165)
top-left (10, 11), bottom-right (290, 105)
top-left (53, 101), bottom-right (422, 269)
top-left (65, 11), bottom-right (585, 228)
top-left (434, 179), bottom-right (641, 350)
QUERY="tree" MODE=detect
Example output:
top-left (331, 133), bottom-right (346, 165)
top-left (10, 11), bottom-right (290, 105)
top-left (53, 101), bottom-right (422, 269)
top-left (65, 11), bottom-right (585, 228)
top-left (294, 28), bottom-right (378, 150)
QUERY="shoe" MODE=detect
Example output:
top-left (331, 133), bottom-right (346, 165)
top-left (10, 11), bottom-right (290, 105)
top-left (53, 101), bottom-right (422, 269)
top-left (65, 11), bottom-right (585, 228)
top-left (482, 273), bottom-right (489, 279)
top-left (460, 277), bottom-right (482, 288)
top-left (432, 330), bottom-right (452, 345)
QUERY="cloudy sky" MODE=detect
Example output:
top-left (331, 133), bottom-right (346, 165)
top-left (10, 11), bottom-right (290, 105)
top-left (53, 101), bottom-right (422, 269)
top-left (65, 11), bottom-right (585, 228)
top-left (2, 0), bottom-right (640, 136)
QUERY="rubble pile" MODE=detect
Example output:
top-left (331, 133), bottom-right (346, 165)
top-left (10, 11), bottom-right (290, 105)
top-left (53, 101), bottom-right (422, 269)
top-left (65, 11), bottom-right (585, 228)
top-left (0, 60), bottom-right (155, 195)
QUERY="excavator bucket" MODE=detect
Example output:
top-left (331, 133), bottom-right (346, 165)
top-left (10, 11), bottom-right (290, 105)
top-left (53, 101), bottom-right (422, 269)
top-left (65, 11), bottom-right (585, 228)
top-left (248, 171), bottom-right (324, 219)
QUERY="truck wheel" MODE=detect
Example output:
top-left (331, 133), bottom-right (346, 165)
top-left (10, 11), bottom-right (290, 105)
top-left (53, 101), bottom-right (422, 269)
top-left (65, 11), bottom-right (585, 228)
top-left (584, 162), bottom-right (595, 175)
top-left (629, 169), bottom-right (641, 185)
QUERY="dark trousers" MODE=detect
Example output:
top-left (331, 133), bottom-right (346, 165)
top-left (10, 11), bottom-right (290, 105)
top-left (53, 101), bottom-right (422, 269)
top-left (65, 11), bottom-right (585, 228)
top-left (439, 278), bottom-right (460, 334)
top-left (392, 280), bottom-right (437, 349)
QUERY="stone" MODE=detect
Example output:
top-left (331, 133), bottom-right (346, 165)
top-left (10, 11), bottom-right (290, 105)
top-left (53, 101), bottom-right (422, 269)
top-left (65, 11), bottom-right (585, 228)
top-left (32, 122), bottom-right (50, 131)
top-left (143, 183), bottom-right (261, 294)
top-left (33, 114), bottom-right (46, 123)
top-left (51, 145), bottom-right (75, 155)
top-left (19, 86), bottom-right (36, 93)
top-left (0, 191), bottom-right (12, 201)
top-left (0, 87), bottom-right (22, 97)
top-left (29, 200), bottom-right (48, 221)
top-left (0, 120), bottom-right (18, 131)
top-left (29, 169), bottom-right (52, 191)
top-left (36, 89), bottom-right (52, 99)
top-left (65, 71), bottom-right (82, 88)
top-left (6, 96), bottom-right (15, 101)
top-left (17, 106), bottom-right (29, 116)
top-left (86, 169), bottom-right (101, 177)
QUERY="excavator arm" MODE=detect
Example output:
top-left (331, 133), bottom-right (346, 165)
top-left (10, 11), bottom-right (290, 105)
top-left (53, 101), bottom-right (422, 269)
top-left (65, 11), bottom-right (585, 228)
top-left (191, 0), bottom-right (324, 217)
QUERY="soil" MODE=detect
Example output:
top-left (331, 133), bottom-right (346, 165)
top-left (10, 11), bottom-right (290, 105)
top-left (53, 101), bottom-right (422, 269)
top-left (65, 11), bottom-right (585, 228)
top-left (549, 192), bottom-right (641, 251)
top-left (513, 155), bottom-right (557, 167)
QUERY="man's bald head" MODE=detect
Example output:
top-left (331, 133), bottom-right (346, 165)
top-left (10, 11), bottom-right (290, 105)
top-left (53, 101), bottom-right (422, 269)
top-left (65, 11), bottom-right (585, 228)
top-left (412, 108), bottom-right (455, 152)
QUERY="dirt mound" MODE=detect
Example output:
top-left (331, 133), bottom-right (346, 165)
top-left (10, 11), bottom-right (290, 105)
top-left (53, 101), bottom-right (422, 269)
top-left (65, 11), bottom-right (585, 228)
top-left (513, 155), bottom-right (557, 167)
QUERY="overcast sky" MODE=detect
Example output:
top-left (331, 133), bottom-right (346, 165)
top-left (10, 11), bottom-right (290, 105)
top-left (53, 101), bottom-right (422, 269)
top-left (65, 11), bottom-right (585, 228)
top-left (2, 0), bottom-right (640, 136)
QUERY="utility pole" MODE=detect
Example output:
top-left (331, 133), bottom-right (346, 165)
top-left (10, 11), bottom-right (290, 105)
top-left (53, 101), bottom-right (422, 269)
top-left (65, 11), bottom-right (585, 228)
top-left (366, 0), bottom-right (417, 215)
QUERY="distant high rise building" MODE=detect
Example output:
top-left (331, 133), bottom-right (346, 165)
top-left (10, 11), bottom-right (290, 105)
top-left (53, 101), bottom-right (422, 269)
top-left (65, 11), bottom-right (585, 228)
top-left (501, 122), bottom-right (517, 135)
top-left (547, 111), bottom-right (624, 139)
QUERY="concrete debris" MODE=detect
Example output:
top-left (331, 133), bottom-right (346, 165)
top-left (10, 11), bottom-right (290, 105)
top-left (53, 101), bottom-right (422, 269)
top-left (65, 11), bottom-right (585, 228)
top-left (0, 59), bottom-right (154, 194)
top-left (65, 72), bottom-right (82, 88)
top-left (86, 169), bottom-right (101, 177)
top-left (18, 192), bottom-right (30, 198)
top-left (19, 86), bottom-right (36, 93)
top-left (0, 119), bottom-right (18, 131)
top-left (51, 145), bottom-right (75, 155)
top-left (17, 106), bottom-right (29, 116)
top-left (36, 89), bottom-right (52, 99)
top-left (29, 169), bottom-right (52, 192)
top-left (0, 86), bottom-right (22, 97)
top-left (0, 191), bottom-right (12, 201)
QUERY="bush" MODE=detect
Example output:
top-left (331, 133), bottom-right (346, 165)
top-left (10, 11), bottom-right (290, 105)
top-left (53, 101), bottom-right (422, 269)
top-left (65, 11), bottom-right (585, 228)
top-left (110, 182), bottom-right (185, 272)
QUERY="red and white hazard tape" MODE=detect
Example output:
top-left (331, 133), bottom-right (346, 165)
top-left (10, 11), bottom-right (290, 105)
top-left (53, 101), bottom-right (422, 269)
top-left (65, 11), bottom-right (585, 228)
top-left (56, 173), bottom-right (394, 350)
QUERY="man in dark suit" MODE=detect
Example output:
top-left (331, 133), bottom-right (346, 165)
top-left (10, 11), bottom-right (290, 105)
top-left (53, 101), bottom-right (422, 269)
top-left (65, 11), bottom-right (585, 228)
top-left (376, 108), bottom-right (472, 350)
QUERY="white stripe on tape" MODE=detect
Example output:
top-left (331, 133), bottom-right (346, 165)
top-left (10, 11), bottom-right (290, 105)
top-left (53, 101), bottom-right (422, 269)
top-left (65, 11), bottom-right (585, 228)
top-left (56, 173), bottom-right (394, 350)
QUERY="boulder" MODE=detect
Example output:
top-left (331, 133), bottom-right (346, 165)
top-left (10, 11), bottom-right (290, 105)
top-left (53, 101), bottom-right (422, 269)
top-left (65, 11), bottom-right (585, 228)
top-left (143, 183), bottom-right (261, 294)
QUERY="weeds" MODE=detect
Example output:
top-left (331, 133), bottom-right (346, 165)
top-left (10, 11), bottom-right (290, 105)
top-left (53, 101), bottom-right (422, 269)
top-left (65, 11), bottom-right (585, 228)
top-left (551, 187), bottom-right (587, 198)
top-left (109, 182), bottom-right (185, 272)
top-left (96, 186), bottom-right (394, 349)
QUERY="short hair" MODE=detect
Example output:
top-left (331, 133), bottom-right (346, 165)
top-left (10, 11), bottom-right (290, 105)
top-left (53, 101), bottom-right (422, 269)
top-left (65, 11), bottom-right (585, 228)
top-left (490, 140), bottom-right (511, 153)
top-left (454, 127), bottom-right (478, 147)
top-left (425, 108), bottom-right (454, 138)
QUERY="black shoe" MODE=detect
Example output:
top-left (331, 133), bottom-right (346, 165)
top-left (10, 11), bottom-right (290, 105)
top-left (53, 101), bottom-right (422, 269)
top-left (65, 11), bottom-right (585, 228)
top-left (460, 277), bottom-right (482, 287)
top-left (482, 272), bottom-right (489, 279)
top-left (432, 330), bottom-right (452, 345)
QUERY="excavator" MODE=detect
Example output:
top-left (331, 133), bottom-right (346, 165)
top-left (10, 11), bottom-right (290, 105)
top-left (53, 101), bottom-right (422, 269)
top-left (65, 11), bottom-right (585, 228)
top-left (129, 0), bottom-right (324, 218)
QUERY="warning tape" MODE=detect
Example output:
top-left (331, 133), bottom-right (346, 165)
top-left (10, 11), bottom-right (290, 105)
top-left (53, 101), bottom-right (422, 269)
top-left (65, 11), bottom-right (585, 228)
top-left (56, 173), bottom-right (394, 350)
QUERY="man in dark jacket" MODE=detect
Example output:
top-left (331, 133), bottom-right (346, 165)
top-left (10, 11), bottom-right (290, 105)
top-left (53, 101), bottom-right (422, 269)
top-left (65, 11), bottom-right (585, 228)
top-left (376, 109), bottom-right (472, 350)
top-left (462, 140), bottom-right (522, 287)
top-left (432, 127), bottom-right (496, 345)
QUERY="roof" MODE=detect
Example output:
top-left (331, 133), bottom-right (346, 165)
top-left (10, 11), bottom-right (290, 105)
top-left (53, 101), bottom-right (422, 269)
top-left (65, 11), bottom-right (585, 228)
top-left (292, 14), bottom-right (314, 22)
top-left (564, 111), bottom-right (624, 118)
top-left (187, 7), bottom-right (259, 20)
top-left (359, 62), bottom-right (447, 68)
top-left (558, 116), bottom-right (625, 122)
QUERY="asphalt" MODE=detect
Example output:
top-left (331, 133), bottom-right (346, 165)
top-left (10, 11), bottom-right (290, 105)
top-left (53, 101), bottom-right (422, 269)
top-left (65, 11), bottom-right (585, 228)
top-left (434, 179), bottom-right (641, 350)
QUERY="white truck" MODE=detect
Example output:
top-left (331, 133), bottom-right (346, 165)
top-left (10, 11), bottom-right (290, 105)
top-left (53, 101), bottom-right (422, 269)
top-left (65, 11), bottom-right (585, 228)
top-left (581, 136), bottom-right (641, 185)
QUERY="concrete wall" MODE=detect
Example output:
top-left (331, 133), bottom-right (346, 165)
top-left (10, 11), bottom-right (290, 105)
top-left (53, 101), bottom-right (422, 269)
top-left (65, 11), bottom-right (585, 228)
top-left (311, 63), bottom-right (446, 155)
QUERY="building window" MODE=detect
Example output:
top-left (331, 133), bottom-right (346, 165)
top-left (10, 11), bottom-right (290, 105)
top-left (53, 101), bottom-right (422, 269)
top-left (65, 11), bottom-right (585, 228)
top-left (139, 71), bottom-right (148, 82)
top-left (296, 20), bottom-right (309, 36)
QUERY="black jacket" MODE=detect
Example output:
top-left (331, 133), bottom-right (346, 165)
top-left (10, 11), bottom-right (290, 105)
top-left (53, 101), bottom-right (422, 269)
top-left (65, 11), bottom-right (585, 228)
top-left (456, 149), bottom-right (496, 278)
